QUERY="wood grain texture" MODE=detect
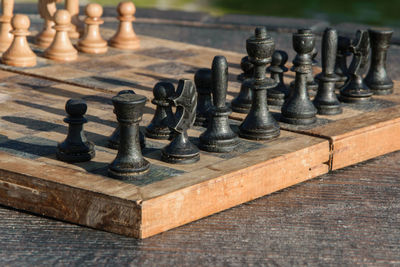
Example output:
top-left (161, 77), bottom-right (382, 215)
top-left (0, 69), bottom-right (329, 238)
top-left (0, 150), bottom-right (399, 265)
top-left (0, 27), bottom-right (399, 239)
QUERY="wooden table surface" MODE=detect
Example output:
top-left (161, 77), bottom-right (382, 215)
top-left (1, 5), bottom-right (399, 266)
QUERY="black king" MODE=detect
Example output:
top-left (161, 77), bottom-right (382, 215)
top-left (239, 27), bottom-right (280, 140)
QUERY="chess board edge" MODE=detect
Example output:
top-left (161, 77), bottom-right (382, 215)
top-left (0, 134), bottom-right (329, 238)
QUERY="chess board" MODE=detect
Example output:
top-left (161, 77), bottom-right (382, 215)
top-left (0, 30), bottom-right (399, 238)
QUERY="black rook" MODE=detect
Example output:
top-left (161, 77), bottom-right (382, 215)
top-left (108, 90), bottom-right (145, 149)
top-left (108, 93), bottom-right (150, 179)
top-left (364, 28), bottom-right (394, 95)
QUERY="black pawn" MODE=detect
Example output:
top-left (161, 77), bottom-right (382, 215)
top-left (162, 79), bottom-right (200, 164)
top-left (194, 68), bottom-right (213, 127)
top-left (108, 93), bottom-right (150, 179)
top-left (307, 47), bottom-right (319, 92)
top-left (313, 28), bottom-right (342, 115)
top-left (281, 29), bottom-right (317, 125)
top-left (267, 50), bottom-right (289, 106)
top-left (335, 36), bottom-right (351, 88)
top-left (108, 90), bottom-right (145, 149)
top-left (199, 56), bottom-right (239, 152)
top-left (56, 99), bottom-right (95, 163)
top-left (239, 27), bottom-right (280, 140)
top-left (146, 82), bottom-right (175, 139)
top-left (364, 28), bottom-right (394, 95)
top-left (340, 30), bottom-right (372, 103)
top-left (231, 56), bottom-right (254, 113)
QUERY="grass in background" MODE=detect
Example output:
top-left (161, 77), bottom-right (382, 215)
top-left (211, 0), bottom-right (400, 26)
top-left (18, 0), bottom-right (400, 27)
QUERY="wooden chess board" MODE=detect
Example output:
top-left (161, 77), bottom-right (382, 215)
top-left (0, 31), bottom-right (399, 238)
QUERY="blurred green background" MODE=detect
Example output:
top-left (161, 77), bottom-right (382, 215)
top-left (23, 0), bottom-right (400, 27)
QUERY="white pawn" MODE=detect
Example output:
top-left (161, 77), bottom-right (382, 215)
top-left (2, 14), bottom-right (36, 67)
top-left (0, 0), bottom-right (14, 52)
top-left (78, 3), bottom-right (108, 54)
top-left (44, 9), bottom-right (78, 62)
top-left (109, 1), bottom-right (140, 50)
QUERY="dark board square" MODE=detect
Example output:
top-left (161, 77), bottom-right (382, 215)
top-left (1, 115), bottom-right (61, 135)
top-left (4, 75), bottom-right (57, 88)
top-left (342, 98), bottom-right (397, 111)
top-left (91, 164), bottom-right (185, 187)
top-left (277, 116), bottom-right (333, 131)
top-left (190, 136), bottom-right (267, 160)
top-left (69, 59), bottom-right (132, 73)
top-left (68, 76), bottom-right (142, 90)
top-left (145, 62), bottom-right (197, 76)
top-left (139, 47), bottom-right (196, 60)
top-left (0, 58), bottom-right (50, 71)
top-left (0, 136), bottom-right (57, 159)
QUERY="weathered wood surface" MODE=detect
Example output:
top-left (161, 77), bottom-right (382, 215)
top-left (0, 150), bottom-right (399, 265)
top-left (1, 5), bottom-right (400, 264)
top-left (0, 69), bottom-right (329, 238)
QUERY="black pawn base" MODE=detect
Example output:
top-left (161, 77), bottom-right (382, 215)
top-left (239, 125), bottom-right (280, 141)
top-left (145, 126), bottom-right (172, 140)
top-left (108, 160), bottom-right (150, 179)
top-left (108, 127), bottom-right (146, 149)
top-left (56, 142), bottom-right (95, 163)
top-left (161, 132), bottom-right (200, 164)
top-left (231, 80), bottom-right (252, 114)
top-left (313, 102), bottom-right (342, 115)
top-left (339, 94), bottom-right (372, 103)
top-left (267, 89), bottom-right (286, 106)
top-left (239, 113), bottom-right (280, 141)
top-left (340, 76), bottom-right (373, 103)
top-left (335, 77), bottom-right (348, 89)
top-left (281, 99), bottom-right (317, 125)
top-left (280, 115), bottom-right (316, 125)
top-left (198, 138), bottom-right (238, 153)
top-left (199, 130), bottom-right (238, 153)
top-left (339, 87), bottom-right (373, 103)
top-left (369, 84), bottom-right (394, 95)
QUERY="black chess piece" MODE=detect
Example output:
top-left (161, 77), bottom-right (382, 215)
top-left (364, 28), bottom-right (394, 95)
top-left (146, 82), bottom-right (175, 139)
top-left (194, 68), bottom-right (213, 127)
top-left (56, 99), bottom-right (95, 163)
top-left (108, 93), bottom-right (150, 179)
top-left (340, 30), bottom-right (373, 103)
top-left (231, 56), bottom-right (254, 113)
top-left (108, 90), bottom-right (145, 149)
top-left (307, 46), bottom-right (319, 92)
top-left (239, 27), bottom-right (280, 140)
top-left (281, 29), bottom-right (317, 125)
top-left (335, 36), bottom-right (351, 88)
top-left (289, 46), bottom-right (318, 96)
top-left (161, 79), bottom-right (200, 164)
top-left (267, 50), bottom-right (289, 106)
top-left (313, 28), bottom-right (342, 115)
top-left (199, 56), bottom-right (239, 152)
